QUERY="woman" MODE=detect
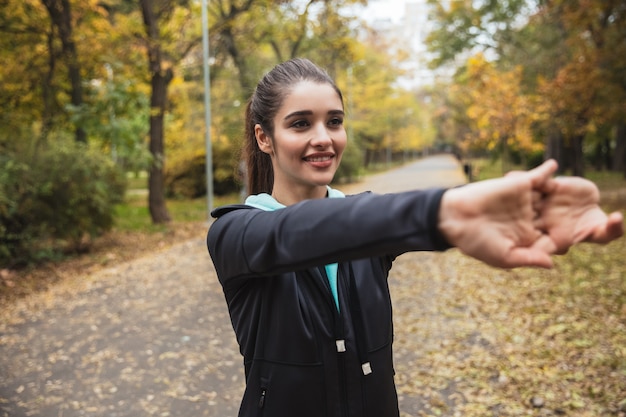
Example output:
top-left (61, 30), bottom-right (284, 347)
top-left (207, 58), bottom-right (622, 417)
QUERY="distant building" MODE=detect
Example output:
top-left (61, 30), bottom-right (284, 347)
top-left (364, 1), bottom-right (454, 90)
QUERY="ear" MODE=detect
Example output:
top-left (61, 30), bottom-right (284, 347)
top-left (255, 124), bottom-right (273, 155)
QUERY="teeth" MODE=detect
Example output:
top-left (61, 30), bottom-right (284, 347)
top-left (306, 156), bottom-right (331, 162)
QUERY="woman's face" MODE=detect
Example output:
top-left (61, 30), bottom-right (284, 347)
top-left (255, 80), bottom-right (347, 202)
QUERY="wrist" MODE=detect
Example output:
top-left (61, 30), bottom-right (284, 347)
top-left (438, 187), bottom-right (464, 248)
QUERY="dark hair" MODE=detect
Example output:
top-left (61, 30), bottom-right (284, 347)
top-left (243, 58), bottom-right (344, 195)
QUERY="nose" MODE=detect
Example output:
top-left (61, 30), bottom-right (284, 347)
top-left (310, 122), bottom-right (332, 147)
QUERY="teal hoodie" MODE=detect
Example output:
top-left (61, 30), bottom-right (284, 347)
top-left (245, 186), bottom-right (345, 311)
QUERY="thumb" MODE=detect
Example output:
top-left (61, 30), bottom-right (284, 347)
top-left (505, 246), bottom-right (554, 269)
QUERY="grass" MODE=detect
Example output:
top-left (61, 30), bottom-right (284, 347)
top-left (468, 157), bottom-right (524, 181)
top-left (113, 191), bottom-right (240, 232)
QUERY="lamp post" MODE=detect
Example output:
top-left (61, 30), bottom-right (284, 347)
top-left (202, 0), bottom-right (214, 219)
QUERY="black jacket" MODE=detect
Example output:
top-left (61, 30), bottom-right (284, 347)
top-left (207, 189), bottom-right (451, 417)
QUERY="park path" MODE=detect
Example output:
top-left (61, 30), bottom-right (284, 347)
top-left (0, 154), bottom-right (470, 417)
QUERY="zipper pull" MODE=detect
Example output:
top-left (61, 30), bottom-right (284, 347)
top-left (336, 339), bottom-right (346, 353)
top-left (362, 362), bottom-right (372, 376)
top-left (258, 388), bottom-right (266, 409)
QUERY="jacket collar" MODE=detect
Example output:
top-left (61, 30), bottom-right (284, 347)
top-left (244, 186), bottom-right (345, 211)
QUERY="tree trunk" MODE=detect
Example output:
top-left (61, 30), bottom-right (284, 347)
top-left (213, 0), bottom-right (256, 98)
top-left (613, 122), bottom-right (626, 177)
top-left (570, 134), bottom-right (585, 177)
top-left (591, 141), bottom-right (603, 171)
top-left (603, 137), bottom-right (612, 171)
top-left (500, 135), bottom-right (510, 174)
top-left (220, 25), bottom-right (255, 96)
top-left (545, 129), bottom-right (566, 175)
top-left (41, 0), bottom-right (86, 143)
top-left (40, 30), bottom-right (57, 143)
top-left (141, 0), bottom-right (172, 224)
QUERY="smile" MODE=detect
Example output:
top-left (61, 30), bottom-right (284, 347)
top-left (304, 155), bottom-right (333, 162)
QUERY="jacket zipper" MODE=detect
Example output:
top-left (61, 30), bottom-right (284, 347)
top-left (335, 265), bottom-right (349, 417)
top-left (312, 266), bottom-right (350, 417)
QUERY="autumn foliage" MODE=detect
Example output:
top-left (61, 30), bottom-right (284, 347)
top-left (427, 0), bottom-right (626, 176)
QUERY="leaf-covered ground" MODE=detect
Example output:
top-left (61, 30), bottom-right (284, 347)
top-left (0, 221), bottom-right (203, 304)
top-left (391, 241), bottom-right (626, 417)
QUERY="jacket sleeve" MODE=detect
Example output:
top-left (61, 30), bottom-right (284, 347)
top-left (207, 188), bottom-right (452, 286)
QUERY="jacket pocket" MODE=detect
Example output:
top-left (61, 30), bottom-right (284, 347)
top-left (361, 345), bottom-right (399, 417)
top-left (256, 377), bottom-right (268, 417)
top-left (245, 362), bottom-right (328, 417)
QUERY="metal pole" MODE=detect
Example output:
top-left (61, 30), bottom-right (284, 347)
top-left (202, 0), bottom-right (214, 218)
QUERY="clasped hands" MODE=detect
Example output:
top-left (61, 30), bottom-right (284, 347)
top-left (439, 159), bottom-right (624, 269)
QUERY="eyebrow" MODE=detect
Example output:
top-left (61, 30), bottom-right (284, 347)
top-left (283, 109), bottom-right (345, 120)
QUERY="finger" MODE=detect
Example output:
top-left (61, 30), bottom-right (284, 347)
top-left (586, 211), bottom-right (624, 243)
top-left (532, 233), bottom-right (566, 256)
top-left (505, 170), bottom-right (525, 178)
top-left (607, 212), bottom-right (625, 240)
top-left (528, 160), bottom-right (558, 191)
top-left (505, 160), bottom-right (557, 188)
top-left (505, 246), bottom-right (554, 269)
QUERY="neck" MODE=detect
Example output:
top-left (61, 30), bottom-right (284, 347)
top-left (271, 185), bottom-right (328, 206)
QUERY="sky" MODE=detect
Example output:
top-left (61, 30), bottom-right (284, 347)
top-left (359, 0), bottom-right (411, 23)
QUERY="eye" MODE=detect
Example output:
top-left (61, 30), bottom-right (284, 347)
top-left (290, 119), bottom-right (310, 129)
top-left (328, 117), bottom-right (343, 127)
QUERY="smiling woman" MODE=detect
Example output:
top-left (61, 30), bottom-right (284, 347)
top-left (206, 58), bottom-right (623, 417)
top-left (241, 58), bottom-right (346, 201)
top-left (254, 80), bottom-right (347, 205)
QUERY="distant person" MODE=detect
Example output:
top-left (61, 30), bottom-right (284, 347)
top-left (207, 58), bottom-right (623, 417)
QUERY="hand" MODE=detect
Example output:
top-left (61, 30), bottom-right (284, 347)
top-left (438, 160), bottom-right (559, 269)
top-left (535, 176), bottom-right (624, 254)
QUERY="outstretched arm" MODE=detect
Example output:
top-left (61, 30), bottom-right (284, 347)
top-left (437, 160), bottom-right (623, 269)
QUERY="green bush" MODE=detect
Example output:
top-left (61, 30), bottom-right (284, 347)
top-left (0, 141), bottom-right (126, 267)
top-left (165, 153), bottom-right (208, 199)
top-left (334, 142), bottom-right (363, 183)
top-left (165, 140), bottom-right (240, 198)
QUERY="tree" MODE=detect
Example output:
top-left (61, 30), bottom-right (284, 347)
top-left (0, 0), bottom-right (96, 144)
top-left (137, 0), bottom-right (202, 223)
top-left (463, 54), bottom-right (544, 171)
top-left (532, 0), bottom-right (626, 176)
top-left (209, 0), bottom-right (257, 96)
top-left (40, 0), bottom-right (86, 143)
top-left (426, 0), bottom-right (532, 68)
top-left (208, 0), bottom-right (365, 97)
top-left (340, 36), bottom-right (420, 167)
top-left (0, 1), bottom-right (49, 145)
top-left (426, 0), bottom-right (626, 177)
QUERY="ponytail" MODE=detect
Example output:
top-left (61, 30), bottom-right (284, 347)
top-left (243, 100), bottom-right (273, 195)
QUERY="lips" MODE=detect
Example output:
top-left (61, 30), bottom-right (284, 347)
top-left (303, 153), bottom-right (335, 167)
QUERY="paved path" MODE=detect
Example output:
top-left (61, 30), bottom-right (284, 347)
top-left (0, 154), bottom-right (468, 417)
top-left (341, 153), bottom-right (466, 194)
